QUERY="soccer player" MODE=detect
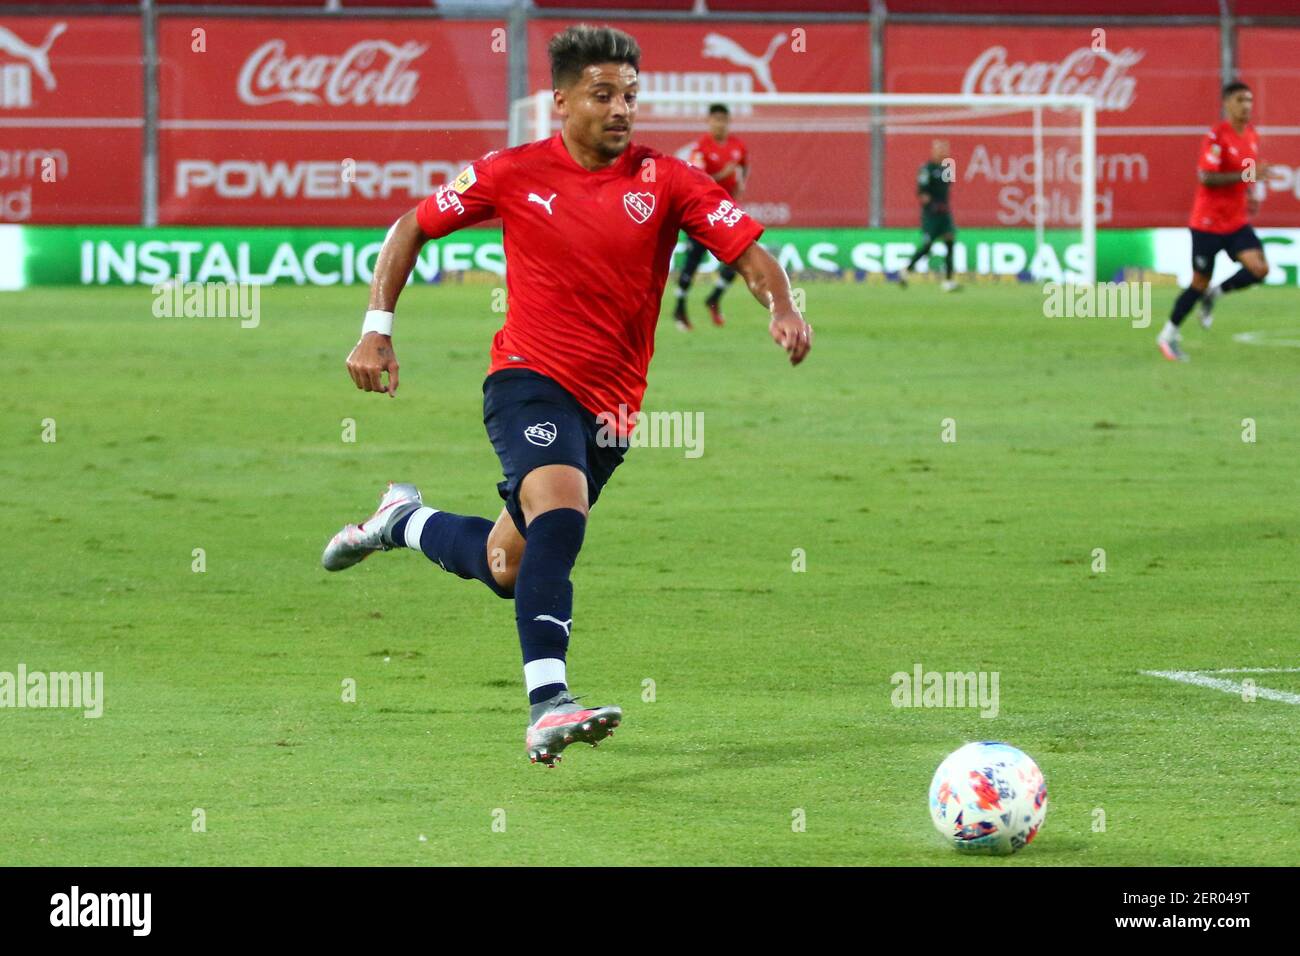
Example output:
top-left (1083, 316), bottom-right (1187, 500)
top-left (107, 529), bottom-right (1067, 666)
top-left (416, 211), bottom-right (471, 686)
top-left (899, 139), bottom-right (959, 292)
top-left (672, 103), bottom-right (750, 331)
top-left (1157, 81), bottom-right (1271, 362)
top-left (320, 26), bottom-right (811, 767)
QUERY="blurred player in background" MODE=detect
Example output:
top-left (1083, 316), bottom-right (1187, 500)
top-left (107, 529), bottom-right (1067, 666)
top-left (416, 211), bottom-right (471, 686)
top-left (320, 26), bottom-right (811, 767)
top-left (1158, 81), bottom-right (1270, 362)
top-left (899, 139), bottom-right (959, 292)
top-left (673, 103), bottom-right (750, 330)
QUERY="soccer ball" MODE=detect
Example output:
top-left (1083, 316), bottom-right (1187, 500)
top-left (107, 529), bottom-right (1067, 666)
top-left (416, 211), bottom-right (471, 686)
top-left (929, 741), bottom-right (1047, 854)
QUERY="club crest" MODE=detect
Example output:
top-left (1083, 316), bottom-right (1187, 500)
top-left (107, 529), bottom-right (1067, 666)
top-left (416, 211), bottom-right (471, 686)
top-left (524, 422), bottom-right (557, 447)
top-left (623, 191), bottom-right (655, 224)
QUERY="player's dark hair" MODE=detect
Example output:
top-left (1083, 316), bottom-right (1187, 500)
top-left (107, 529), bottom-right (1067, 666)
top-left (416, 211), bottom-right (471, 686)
top-left (549, 24), bottom-right (641, 88)
top-left (1222, 81), bottom-right (1251, 98)
top-left (708, 103), bottom-right (730, 116)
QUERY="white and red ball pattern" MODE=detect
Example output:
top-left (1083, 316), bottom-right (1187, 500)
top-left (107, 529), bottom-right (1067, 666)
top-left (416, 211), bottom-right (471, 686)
top-left (929, 741), bottom-right (1048, 855)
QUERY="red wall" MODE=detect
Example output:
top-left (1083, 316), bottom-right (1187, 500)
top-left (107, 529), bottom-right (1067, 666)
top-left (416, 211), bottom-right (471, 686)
top-left (3, 8), bottom-right (1298, 227)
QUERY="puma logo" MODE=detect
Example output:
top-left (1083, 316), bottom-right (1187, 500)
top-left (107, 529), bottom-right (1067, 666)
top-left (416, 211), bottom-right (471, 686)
top-left (701, 32), bottom-right (787, 93)
top-left (527, 192), bottom-right (556, 215)
top-left (533, 614), bottom-right (572, 637)
top-left (0, 22), bottom-right (66, 91)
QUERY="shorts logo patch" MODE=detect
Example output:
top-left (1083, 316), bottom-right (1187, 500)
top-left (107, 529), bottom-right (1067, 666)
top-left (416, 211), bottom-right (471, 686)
top-left (623, 191), bottom-right (655, 224)
top-left (524, 421), bottom-right (557, 447)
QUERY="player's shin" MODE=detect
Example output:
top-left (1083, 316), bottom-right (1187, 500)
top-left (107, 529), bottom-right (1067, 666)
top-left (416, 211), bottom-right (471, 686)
top-left (1218, 267), bottom-right (1264, 294)
top-left (1168, 286), bottom-right (1205, 327)
top-left (514, 508), bottom-right (586, 706)
top-left (393, 508), bottom-right (513, 598)
top-left (906, 238), bottom-right (934, 272)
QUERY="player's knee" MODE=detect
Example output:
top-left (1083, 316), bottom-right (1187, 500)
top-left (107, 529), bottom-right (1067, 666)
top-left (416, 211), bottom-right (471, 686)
top-left (527, 502), bottom-right (589, 528)
top-left (519, 465), bottom-right (589, 523)
top-left (1189, 273), bottom-right (1211, 291)
top-left (1249, 259), bottom-right (1269, 279)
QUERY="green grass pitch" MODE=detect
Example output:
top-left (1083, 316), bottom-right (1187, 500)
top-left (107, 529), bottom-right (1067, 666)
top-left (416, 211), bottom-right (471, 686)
top-left (1, 276), bottom-right (1297, 866)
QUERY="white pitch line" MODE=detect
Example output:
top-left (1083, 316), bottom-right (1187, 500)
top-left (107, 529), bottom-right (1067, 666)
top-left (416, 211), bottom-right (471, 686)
top-left (1141, 670), bottom-right (1300, 705)
top-left (1233, 330), bottom-right (1300, 348)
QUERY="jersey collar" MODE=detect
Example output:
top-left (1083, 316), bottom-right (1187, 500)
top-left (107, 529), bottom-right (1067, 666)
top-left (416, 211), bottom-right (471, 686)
top-left (551, 131), bottom-right (633, 177)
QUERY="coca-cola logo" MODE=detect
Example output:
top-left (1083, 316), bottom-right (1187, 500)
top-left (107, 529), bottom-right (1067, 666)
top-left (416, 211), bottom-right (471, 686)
top-left (237, 39), bottom-right (427, 107)
top-left (962, 45), bottom-right (1144, 112)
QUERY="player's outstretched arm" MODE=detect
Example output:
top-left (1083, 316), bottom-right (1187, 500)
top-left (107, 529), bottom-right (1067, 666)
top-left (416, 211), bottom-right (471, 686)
top-left (731, 241), bottom-right (813, 366)
top-left (345, 211), bottom-right (426, 396)
top-left (1198, 170), bottom-right (1246, 187)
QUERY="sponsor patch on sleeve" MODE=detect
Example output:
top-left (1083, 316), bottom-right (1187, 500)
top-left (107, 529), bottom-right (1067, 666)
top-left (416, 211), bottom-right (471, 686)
top-left (435, 184), bottom-right (465, 216)
top-left (706, 199), bottom-right (745, 228)
top-left (451, 166), bottom-right (477, 194)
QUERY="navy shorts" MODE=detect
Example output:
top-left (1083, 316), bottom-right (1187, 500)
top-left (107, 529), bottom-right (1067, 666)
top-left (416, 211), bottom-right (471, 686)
top-left (482, 368), bottom-right (626, 537)
top-left (1190, 225), bottom-right (1261, 276)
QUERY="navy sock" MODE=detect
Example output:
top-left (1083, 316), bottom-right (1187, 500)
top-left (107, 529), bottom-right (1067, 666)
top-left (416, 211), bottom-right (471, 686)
top-left (1220, 267), bottom-right (1263, 294)
top-left (391, 511), bottom-right (413, 544)
top-left (944, 244), bottom-right (954, 280)
top-left (906, 238), bottom-right (934, 272)
top-left (514, 508), bottom-right (586, 705)
top-left (394, 509), bottom-right (512, 599)
top-left (1169, 286), bottom-right (1203, 326)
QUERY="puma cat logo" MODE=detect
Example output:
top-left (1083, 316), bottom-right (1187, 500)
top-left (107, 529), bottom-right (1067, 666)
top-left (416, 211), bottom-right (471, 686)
top-left (528, 192), bottom-right (556, 215)
top-left (533, 614), bottom-right (572, 637)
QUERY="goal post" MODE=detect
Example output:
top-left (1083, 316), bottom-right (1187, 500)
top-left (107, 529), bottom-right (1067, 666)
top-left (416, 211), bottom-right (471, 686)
top-left (508, 90), bottom-right (1098, 284)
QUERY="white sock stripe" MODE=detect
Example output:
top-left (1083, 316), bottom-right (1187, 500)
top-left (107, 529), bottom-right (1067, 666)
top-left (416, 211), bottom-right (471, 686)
top-left (403, 507), bottom-right (438, 549)
top-left (523, 657), bottom-right (567, 693)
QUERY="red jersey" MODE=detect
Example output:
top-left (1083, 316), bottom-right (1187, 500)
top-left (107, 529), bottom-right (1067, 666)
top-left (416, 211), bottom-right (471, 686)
top-left (689, 134), bottom-right (748, 198)
top-left (1189, 120), bottom-right (1259, 234)
top-left (415, 133), bottom-right (763, 430)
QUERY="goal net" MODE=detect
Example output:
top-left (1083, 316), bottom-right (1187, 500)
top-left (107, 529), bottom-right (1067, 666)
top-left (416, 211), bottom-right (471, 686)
top-left (509, 91), bottom-right (1097, 283)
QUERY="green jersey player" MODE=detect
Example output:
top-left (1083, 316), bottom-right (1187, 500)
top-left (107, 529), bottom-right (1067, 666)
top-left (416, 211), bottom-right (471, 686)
top-left (899, 139), bottom-right (959, 292)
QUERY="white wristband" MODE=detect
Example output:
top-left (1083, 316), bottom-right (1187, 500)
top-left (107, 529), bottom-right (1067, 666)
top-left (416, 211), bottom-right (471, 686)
top-left (362, 309), bottom-right (394, 337)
